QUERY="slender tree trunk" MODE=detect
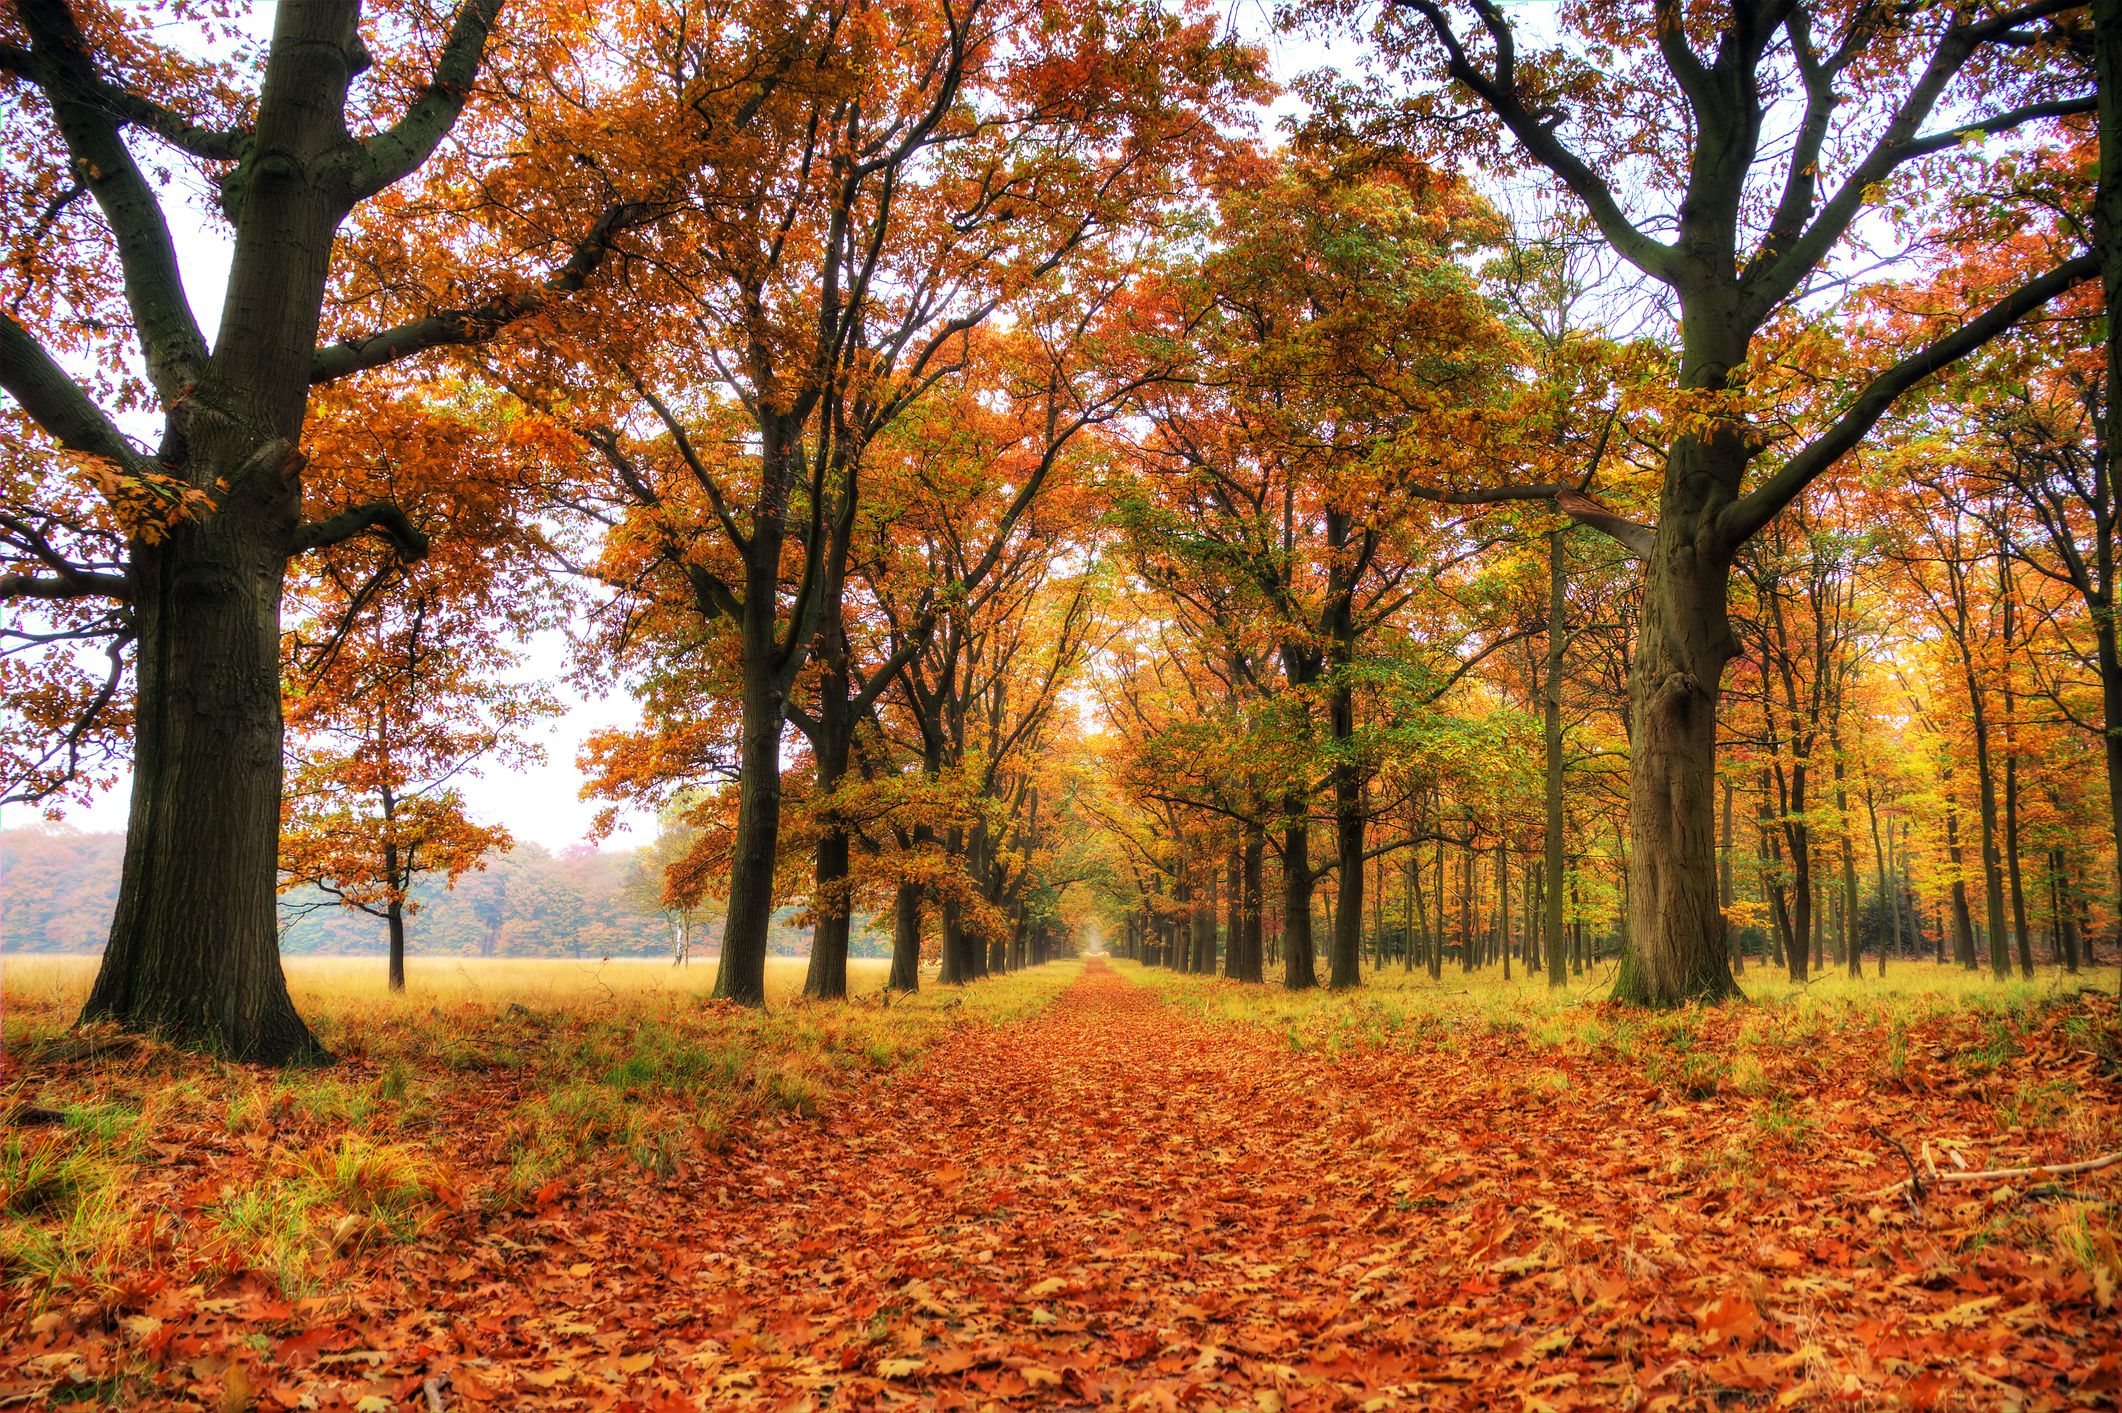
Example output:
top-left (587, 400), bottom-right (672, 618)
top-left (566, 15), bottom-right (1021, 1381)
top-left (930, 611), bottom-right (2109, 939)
top-left (2096, 0), bottom-right (2122, 997)
top-left (1544, 531), bottom-right (1571, 987)
top-left (1834, 745), bottom-right (1860, 979)
top-left (382, 786), bottom-right (407, 993)
top-left (1225, 844), bottom-right (1242, 979)
top-left (1865, 786), bottom-right (1897, 978)
top-left (1498, 840), bottom-right (1511, 981)
top-left (1999, 553), bottom-right (2034, 978)
top-left (1944, 792), bottom-right (1979, 969)
top-left (1243, 828), bottom-right (1264, 982)
top-left (1719, 777), bottom-right (1739, 974)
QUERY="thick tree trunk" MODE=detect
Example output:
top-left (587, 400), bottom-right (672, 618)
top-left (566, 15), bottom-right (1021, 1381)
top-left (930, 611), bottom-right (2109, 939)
top-left (712, 645), bottom-right (786, 1005)
top-left (1282, 821), bottom-right (1317, 990)
top-left (84, 520), bottom-right (328, 1062)
top-left (1611, 478), bottom-right (1743, 1006)
top-left (74, 1), bottom-right (404, 1066)
top-left (940, 891), bottom-right (969, 984)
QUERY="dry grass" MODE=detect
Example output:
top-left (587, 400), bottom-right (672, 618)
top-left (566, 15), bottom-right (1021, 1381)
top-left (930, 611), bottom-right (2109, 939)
top-left (0, 952), bottom-right (892, 1018)
top-left (0, 955), bottom-right (1082, 1304)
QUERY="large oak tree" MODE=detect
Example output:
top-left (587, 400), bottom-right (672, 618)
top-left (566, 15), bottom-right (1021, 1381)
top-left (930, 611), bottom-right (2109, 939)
top-left (1308, 0), bottom-right (2098, 1004)
top-left (0, 0), bottom-right (641, 1061)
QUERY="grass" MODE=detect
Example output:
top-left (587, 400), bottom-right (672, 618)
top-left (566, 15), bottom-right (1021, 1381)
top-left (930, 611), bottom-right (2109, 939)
top-left (1116, 952), bottom-right (2121, 1290)
top-left (0, 952), bottom-right (1084, 1307)
top-left (1117, 953), bottom-right (2114, 1059)
top-left (0, 952), bottom-right (889, 1025)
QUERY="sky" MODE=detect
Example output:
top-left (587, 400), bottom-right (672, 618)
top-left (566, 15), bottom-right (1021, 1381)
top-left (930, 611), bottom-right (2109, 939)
top-left (3, 1), bottom-right (1544, 851)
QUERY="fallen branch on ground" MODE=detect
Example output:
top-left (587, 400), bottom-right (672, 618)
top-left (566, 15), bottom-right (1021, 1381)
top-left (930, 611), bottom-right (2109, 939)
top-left (1863, 1151), bottom-right (2121, 1200)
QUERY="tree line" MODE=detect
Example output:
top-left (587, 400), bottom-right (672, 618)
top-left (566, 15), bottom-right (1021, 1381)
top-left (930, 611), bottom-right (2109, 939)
top-left (0, 0), bottom-right (2111, 1062)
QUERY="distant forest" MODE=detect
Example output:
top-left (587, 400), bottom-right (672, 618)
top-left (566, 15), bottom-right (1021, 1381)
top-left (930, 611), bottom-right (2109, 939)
top-left (1, 828), bottom-right (886, 960)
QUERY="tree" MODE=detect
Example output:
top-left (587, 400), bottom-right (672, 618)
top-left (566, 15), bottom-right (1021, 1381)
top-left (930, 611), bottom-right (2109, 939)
top-left (484, 0), bottom-right (1262, 1005)
top-left (277, 393), bottom-right (562, 990)
top-left (1308, 0), bottom-right (2097, 1005)
top-left (0, 0), bottom-right (643, 1061)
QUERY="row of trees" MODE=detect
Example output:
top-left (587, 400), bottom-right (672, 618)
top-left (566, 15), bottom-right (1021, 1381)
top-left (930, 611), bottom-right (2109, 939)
top-left (1, 1), bottom-right (2114, 1062)
top-left (3, 827), bottom-right (864, 961)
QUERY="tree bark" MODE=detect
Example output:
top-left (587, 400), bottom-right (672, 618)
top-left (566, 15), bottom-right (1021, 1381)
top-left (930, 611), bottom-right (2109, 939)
top-left (2098, 0), bottom-right (2122, 996)
top-left (1545, 528), bottom-right (1570, 988)
top-left (1242, 829), bottom-right (1265, 983)
top-left (1282, 817), bottom-right (1318, 990)
top-left (1609, 431), bottom-right (1745, 1007)
top-left (76, 0), bottom-right (429, 1066)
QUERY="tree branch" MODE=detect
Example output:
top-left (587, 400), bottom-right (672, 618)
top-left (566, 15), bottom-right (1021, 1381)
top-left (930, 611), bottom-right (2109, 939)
top-left (288, 502), bottom-right (431, 561)
top-left (0, 310), bottom-right (155, 476)
top-left (311, 201), bottom-right (652, 385)
top-left (353, 0), bottom-right (507, 199)
top-left (18, 0), bottom-right (209, 401)
top-left (0, 570), bottom-right (129, 600)
top-left (1396, 0), bottom-right (1679, 284)
top-left (1721, 252), bottom-right (2098, 544)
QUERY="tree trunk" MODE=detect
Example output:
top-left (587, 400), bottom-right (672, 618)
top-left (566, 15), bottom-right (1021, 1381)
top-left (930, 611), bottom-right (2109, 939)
top-left (1242, 828), bottom-right (1264, 982)
top-left (2097, 0), bottom-right (2122, 996)
top-left (889, 880), bottom-right (922, 992)
top-left (712, 636), bottom-right (787, 1005)
top-left (1610, 456), bottom-right (1744, 1007)
top-left (1545, 529), bottom-right (1570, 988)
top-left (1283, 819), bottom-right (1317, 990)
top-left (801, 684), bottom-right (854, 1000)
top-left (75, 1), bottom-right (417, 1066)
top-left (1945, 793), bottom-right (1979, 969)
top-left (1329, 714), bottom-right (1365, 989)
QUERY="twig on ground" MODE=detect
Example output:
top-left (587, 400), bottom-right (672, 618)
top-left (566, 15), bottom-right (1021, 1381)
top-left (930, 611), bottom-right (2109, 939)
top-left (1868, 1124), bottom-right (1926, 1213)
top-left (1863, 1150), bottom-right (2121, 1200)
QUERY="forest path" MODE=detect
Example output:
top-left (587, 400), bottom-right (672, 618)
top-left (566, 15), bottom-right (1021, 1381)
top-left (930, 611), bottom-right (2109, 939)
top-left (454, 959), bottom-right (2108, 1411)
top-left (620, 957), bottom-right (1624, 1411)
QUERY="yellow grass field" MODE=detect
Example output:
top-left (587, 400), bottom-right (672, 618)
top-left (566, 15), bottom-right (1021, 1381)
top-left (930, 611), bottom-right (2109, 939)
top-left (0, 953), bottom-right (895, 1022)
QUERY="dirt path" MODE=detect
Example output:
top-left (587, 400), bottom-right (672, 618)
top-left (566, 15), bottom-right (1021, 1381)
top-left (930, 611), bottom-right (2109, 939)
top-left (388, 956), bottom-right (2102, 1412)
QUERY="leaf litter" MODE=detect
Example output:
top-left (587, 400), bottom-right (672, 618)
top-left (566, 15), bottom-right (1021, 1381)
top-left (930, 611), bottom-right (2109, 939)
top-left (1, 958), bottom-right (2116, 1410)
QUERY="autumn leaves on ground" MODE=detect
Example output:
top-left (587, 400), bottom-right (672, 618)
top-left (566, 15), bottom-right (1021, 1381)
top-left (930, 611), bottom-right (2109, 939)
top-left (3, 959), bottom-right (2118, 1413)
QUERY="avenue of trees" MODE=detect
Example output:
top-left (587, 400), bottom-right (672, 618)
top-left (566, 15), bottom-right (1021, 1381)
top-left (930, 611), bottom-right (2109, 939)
top-left (1, 0), bottom-right (2115, 1062)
